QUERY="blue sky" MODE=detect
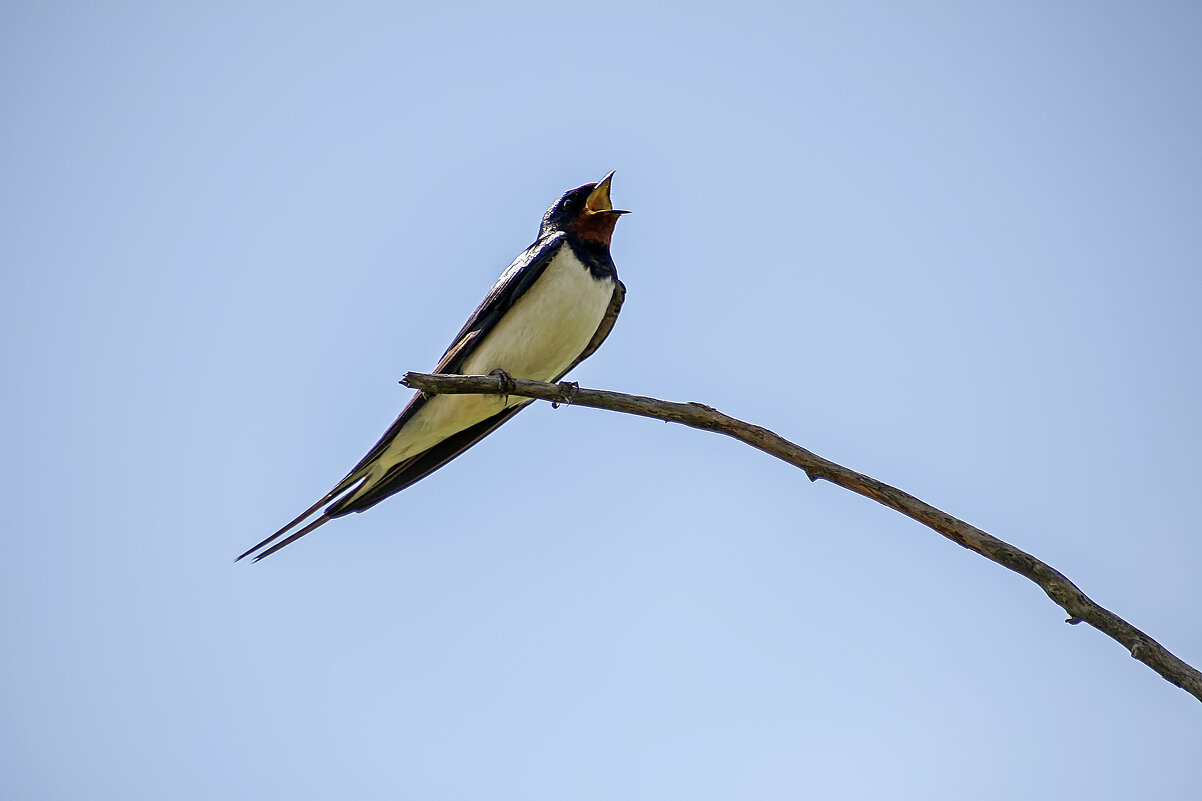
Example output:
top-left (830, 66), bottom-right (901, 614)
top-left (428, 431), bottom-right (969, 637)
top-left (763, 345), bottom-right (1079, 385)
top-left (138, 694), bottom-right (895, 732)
top-left (3, 3), bottom-right (1200, 799)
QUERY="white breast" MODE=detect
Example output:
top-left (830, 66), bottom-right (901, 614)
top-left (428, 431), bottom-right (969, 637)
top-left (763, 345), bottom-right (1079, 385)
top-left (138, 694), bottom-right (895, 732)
top-left (372, 246), bottom-right (615, 471)
top-left (459, 246), bottom-right (615, 380)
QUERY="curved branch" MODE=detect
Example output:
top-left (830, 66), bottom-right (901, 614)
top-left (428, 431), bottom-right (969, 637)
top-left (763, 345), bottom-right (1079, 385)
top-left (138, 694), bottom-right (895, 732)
top-left (402, 371), bottom-right (1202, 703)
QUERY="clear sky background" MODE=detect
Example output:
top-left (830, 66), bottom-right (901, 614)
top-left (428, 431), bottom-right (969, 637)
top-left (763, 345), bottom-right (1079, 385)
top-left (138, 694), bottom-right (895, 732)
top-left (3, 3), bottom-right (1200, 799)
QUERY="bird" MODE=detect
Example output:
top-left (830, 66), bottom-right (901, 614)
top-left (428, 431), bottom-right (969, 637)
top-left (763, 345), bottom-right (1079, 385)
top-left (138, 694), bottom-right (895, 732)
top-left (237, 172), bottom-right (628, 562)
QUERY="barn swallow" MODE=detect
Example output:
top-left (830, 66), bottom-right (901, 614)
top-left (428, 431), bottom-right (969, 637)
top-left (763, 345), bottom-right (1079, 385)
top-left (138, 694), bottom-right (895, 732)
top-left (237, 172), bottom-right (628, 561)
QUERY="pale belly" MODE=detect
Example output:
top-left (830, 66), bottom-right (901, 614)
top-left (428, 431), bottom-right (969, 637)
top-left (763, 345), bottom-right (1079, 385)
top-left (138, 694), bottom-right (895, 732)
top-left (373, 247), bottom-right (615, 471)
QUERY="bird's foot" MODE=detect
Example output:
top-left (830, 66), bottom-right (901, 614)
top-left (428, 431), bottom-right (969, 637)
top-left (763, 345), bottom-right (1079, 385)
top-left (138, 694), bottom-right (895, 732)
top-left (552, 381), bottom-right (579, 409)
top-left (490, 368), bottom-right (516, 403)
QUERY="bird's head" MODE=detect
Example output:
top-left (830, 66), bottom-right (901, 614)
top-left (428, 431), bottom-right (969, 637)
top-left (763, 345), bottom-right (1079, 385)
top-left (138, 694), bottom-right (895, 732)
top-left (540, 171), bottom-right (629, 246)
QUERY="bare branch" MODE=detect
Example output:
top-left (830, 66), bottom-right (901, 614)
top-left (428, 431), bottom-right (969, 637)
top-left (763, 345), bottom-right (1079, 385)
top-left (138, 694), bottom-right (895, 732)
top-left (402, 371), bottom-right (1202, 703)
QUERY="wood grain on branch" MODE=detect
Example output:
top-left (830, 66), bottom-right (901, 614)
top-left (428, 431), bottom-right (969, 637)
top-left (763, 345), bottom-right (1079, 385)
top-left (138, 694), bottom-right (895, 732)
top-left (402, 371), bottom-right (1202, 703)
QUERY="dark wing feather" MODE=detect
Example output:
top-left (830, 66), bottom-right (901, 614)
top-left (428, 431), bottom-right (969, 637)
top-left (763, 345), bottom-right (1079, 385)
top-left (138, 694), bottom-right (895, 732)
top-left (241, 235), bottom-right (564, 561)
top-left (341, 234), bottom-right (564, 477)
top-left (327, 404), bottom-right (527, 516)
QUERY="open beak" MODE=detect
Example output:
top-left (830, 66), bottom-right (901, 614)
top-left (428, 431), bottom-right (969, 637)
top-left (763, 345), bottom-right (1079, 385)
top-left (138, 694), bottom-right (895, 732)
top-left (585, 171), bottom-right (630, 215)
